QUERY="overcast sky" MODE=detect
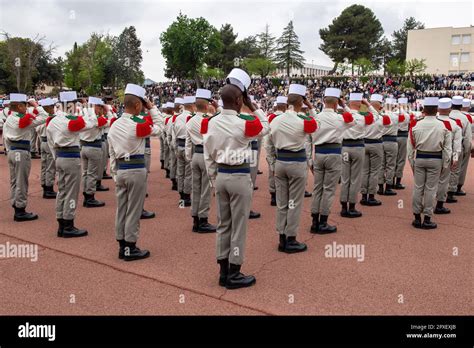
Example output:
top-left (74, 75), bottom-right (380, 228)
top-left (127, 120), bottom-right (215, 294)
top-left (0, 0), bottom-right (472, 81)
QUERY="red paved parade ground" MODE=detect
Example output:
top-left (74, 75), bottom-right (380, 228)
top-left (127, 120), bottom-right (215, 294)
top-left (0, 138), bottom-right (472, 315)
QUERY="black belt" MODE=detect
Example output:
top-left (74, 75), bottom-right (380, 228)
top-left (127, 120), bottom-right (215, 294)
top-left (40, 136), bottom-right (48, 142)
top-left (118, 154), bottom-right (146, 169)
top-left (177, 138), bottom-right (186, 147)
top-left (194, 144), bottom-right (203, 154)
top-left (250, 140), bottom-right (258, 151)
top-left (342, 139), bottom-right (365, 147)
top-left (314, 143), bottom-right (342, 154)
top-left (56, 146), bottom-right (81, 158)
top-left (364, 138), bottom-right (383, 144)
top-left (397, 130), bottom-right (409, 138)
top-left (383, 135), bottom-right (398, 142)
top-left (80, 139), bottom-right (102, 148)
top-left (9, 140), bottom-right (31, 151)
top-left (276, 148), bottom-right (306, 162)
top-left (217, 162), bottom-right (250, 174)
top-left (145, 137), bottom-right (151, 148)
top-left (416, 151), bottom-right (442, 159)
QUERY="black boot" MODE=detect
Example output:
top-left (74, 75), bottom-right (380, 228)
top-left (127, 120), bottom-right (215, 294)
top-left (281, 236), bottom-right (307, 254)
top-left (257, 170), bottom-right (263, 175)
top-left (277, 234), bottom-right (287, 252)
top-left (165, 169), bottom-right (170, 178)
top-left (160, 160), bottom-right (165, 169)
top-left (384, 184), bottom-right (397, 196)
top-left (225, 263), bottom-right (256, 290)
top-left (13, 206), bottom-right (38, 222)
top-left (61, 219), bottom-right (88, 238)
top-left (192, 216), bottom-right (199, 232)
top-left (83, 193), bottom-right (105, 208)
top-left (310, 213), bottom-right (319, 233)
top-left (171, 179), bottom-right (178, 191)
top-left (249, 210), bottom-right (261, 219)
top-left (56, 218), bottom-right (64, 237)
top-left (412, 213), bottom-right (422, 229)
top-left (377, 184), bottom-right (384, 195)
top-left (96, 180), bottom-right (109, 192)
top-left (270, 192), bottom-right (276, 206)
top-left (394, 177), bottom-right (405, 190)
top-left (140, 209), bottom-right (156, 219)
top-left (360, 194), bottom-right (368, 205)
top-left (43, 185), bottom-right (57, 199)
top-left (422, 216), bottom-right (437, 229)
top-left (446, 192), bottom-right (458, 203)
top-left (367, 194), bottom-right (382, 206)
top-left (340, 202), bottom-right (349, 217)
top-left (102, 171), bottom-right (113, 180)
top-left (123, 241), bottom-right (150, 261)
top-left (217, 258), bottom-right (229, 286)
top-left (434, 201), bottom-right (450, 214)
top-left (318, 215), bottom-right (337, 234)
top-left (118, 240), bottom-right (125, 259)
top-left (30, 152), bottom-right (41, 159)
top-left (454, 185), bottom-right (466, 196)
top-left (183, 193), bottom-right (192, 207)
top-left (197, 217), bottom-right (216, 233)
top-left (347, 203), bottom-right (362, 218)
top-left (304, 190), bottom-right (312, 198)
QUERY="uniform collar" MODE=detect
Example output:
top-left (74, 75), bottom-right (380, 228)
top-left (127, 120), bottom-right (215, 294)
top-left (221, 109), bottom-right (239, 117)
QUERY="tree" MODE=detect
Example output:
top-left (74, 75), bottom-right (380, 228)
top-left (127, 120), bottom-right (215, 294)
top-left (160, 14), bottom-right (220, 82)
top-left (0, 32), bottom-right (56, 93)
top-left (216, 23), bottom-right (239, 73)
top-left (354, 57), bottom-right (375, 75)
top-left (275, 21), bottom-right (305, 76)
top-left (405, 58), bottom-right (427, 76)
top-left (319, 4), bottom-right (384, 74)
top-left (257, 24), bottom-right (276, 60)
top-left (385, 59), bottom-right (406, 75)
top-left (392, 17), bottom-right (425, 62)
top-left (115, 26), bottom-right (144, 87)
top-left (235, 35), bottom-right (260, 60)
top-left (63, 42), bottom-right (82, 91)
top-left (243, 57), bottom-right (276, 78)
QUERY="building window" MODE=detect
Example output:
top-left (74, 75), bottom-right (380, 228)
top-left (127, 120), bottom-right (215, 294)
top-left (462, 34), bottom-right (471, 44)
top-left (451, 35), bottom-right (461, 45)
top-left (461, 52), bottom-right (470, 63)
top-left (450, 53), bottom-right (459, 66)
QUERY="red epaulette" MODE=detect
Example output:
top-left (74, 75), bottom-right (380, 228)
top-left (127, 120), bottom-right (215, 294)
top-left (398, 114), bottom-right (406, 123)
top-left (364, 112), bottom-right (374, 125)
top-left (453, 118), bottom-right (462, 128)
top-left (463, 113), bottom-right (473, 124)
top-left (110, 117), bottom-right (117, 126)
top-left (341, 112), bottom-right (353, 123)
top-left (186, 115), bottom-right (192, 123)
top-left (268, 113), bottom-right (277, 123)
top-left (165, 117), bottom-right (170, 125)
top-left (46, 116), bottom-right (54, 127)
top-left (409, 118), bottom-right (417, 129)
top-left (200, 118), bottom-right (210, 134)
top-left (303, 117), bottom-right (317, 133)
top-left (32, 108), bottom-right (39, 115)
top-left (97, 116), bottom-right (107, 127)
top-left (172, 114), bottom-right (178, 123)
top-left (382, 115), bottom-right (391, 125)
top-left (18, 113), bottom-right (36, 129)
top-left (442, 120), bottom-right (452, 131)
top-left (67, 116), bottom-right (86, 132)
top-left (143, 115), bottom-right (153, 125)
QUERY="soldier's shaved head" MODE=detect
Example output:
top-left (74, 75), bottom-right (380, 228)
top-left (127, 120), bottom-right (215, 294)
top-left (324, 96), bottom-right (338, 110)
top-left (221, 84), bottom-right (243, 112)
top-left (124, 94), bottom-right (142, 115)
top-left (195, 98), bottom-right (208, 113)
top-left (287, 94), bottom-right (303, 112)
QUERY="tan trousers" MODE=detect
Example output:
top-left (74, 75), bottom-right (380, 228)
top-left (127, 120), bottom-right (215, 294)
top-left (436, 165), bottom-right (451, 202)
top-left (395, 136), bottom-right (408, 178)
top-left (340, 146), bottom-right (364, 204)
top-left (40, 140), bottom-right (56, 187)
top-left (215, 172), bottom-right (252, 265)
top-left (176, 145), bottom-right (192, 194)
top-left (115, 168), bottom-right (147, 243)
top-left (379, 141), bottom-right (398, 185)
top-left (311, 153), bottom-right (342, 216)
top-left (412, 158), bottom-right (442, 217)
top-left (191, 152), bottom-right (211, 218)
top-left (81, 146), bottom-right (102, 195)
top-left (361, 142), bottom-right (383, 195)
top-left (8, 149), bottom-right (31, 208)
top-left (275, 161), bottom-right (307, 237)
top-left (56, 157), bottom-right (81, 220)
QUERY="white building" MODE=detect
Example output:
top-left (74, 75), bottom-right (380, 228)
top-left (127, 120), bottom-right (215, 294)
top-left (274, 63), bottom-right (332, 77)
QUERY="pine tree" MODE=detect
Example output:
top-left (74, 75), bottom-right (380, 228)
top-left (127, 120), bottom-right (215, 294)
top-left (257, 24), bottom-right (276, 60)
top-left (275, 21), bottom-right (305, 76)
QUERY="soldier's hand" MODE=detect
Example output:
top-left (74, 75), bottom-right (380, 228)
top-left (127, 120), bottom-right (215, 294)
top-left (243, 95), bottom-right (257, 112)
top-left (303, 98), bottom-right (313, 110)
top-left (362, 99), bottom-right (370, 106)
top-left (210, 99), bottom-right (218, 110)
top-left (338, 97), bottom-right (346, 107)
top-left (144, 97), bottom-right (154, 110)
